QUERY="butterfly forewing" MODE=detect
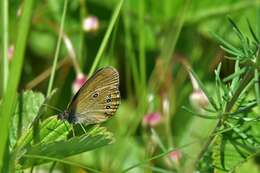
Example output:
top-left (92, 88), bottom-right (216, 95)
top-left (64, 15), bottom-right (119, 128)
top-left (67, 67), bottom-right (120, 124)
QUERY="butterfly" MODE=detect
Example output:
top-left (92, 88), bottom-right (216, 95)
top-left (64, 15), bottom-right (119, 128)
top-left (57, 67), bottom-right (120, 125)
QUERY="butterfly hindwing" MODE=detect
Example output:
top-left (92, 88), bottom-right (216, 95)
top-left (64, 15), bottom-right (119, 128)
top-left (67, 67), bottom-right (120, 124)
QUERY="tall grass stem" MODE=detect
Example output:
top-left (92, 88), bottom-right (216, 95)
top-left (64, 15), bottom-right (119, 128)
top-left (0, 0), bottom-right (34, 169)
top-left (1, 0), bottom-right (9, 94)
top-left (138, 0), bottom-right (146, 92)
top-left (88, 0), bottom-right (124, 76)
top-left (46, 0), bottom-right (68, 97)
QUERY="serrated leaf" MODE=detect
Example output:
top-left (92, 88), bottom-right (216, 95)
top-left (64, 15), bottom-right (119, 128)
top-left (18, 123), bottom-right (114, 169)
top-left (212, 132), bottom-right (258, 172)
top-left (212, 135), bottom-right (243, 172)
top-left (15, 116), bottom-right (70, 151)
top-left (10, 91), bottom-right (45, 148)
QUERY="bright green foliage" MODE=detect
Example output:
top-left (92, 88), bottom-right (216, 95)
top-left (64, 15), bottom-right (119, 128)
top-left (7, 91), bottom-right (114, 171)
top-left (18, 123), bottom-right (113, 169)
top-left (10, 91), bottom-right (45, 148)
top-left (1, 0), bottom-right (260, 172)
top-left (196, 19), bottom-right (260, 172)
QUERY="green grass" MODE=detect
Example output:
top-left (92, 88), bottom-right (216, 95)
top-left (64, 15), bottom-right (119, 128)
top-left (0, 0), bottom-right (260, 172)
top-left (46, 0), bottom-right (68, 97)
top-left (0, 0), bottom-right (35, 170)
top-left (1, 0), bottom-right (8, 94)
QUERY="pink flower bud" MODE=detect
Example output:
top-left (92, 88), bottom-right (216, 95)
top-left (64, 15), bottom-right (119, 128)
top-left (8, 45), bottom-right (14, 61)
top-left (189, 89), bottom-right (209, 109)
top-left (82, 16), bottom-right (99, 32)
top-left (143, 112), bottom-right (162, 127)
top-left (188, 71), bottom-right (209, 109)
top-left (169, 150), bottom-right (182, 163)
top-left (72, 73), bottom-right (87, 94)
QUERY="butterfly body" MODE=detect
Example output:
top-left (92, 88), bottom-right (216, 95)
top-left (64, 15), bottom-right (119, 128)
top-left (58, 67), bottom-right (120, 124)
top-left (57, 110), bottom-right (77, 123)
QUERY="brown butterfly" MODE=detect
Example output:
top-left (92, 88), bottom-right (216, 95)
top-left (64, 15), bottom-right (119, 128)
top-left (58, 67), bottom-right (120, 124)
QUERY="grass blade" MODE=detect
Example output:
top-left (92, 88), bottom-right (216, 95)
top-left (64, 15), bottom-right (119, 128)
top-left (1, 0), bottom-right (9, 94)
top-left (46, 0), bottom-right (68, 97)
top-left (22, 154), bottom-right (102, 173)
top-left (88, 0), bottom-right (124, 76)
top-left (138, 0), bottom-right (146, 91)
top-left (0, 0), bottom-right (34, 169)
top-left (121, 141), bottom-right (198, 173)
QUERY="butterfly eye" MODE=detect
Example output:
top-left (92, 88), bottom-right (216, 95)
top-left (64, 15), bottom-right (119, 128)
top-left (92, 92), bottom-right (99, 98)
top-left (106, 105), bottom-right (111, 109)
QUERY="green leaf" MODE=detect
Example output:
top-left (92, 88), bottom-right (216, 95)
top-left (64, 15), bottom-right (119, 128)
top-left (247, 19), bottom-right (259, 43)
top-left (228, 17), bottom-right (243, 37)
top-left (15, 116), bottom-right (70, 151)
top-left (211, 32), bottom-right (243, 57)
top-left (212, 127), bottom-right (259, 172)
top-left (223, 68), bottom-right (246, 82)
top-left (17, 117), bottom-right (114, 169)
top-left (182, 106), bottom-right (219, 119)
top-left (0, 0), bottom-right (35, 169)
top-left (212, 135), bottom-right (248, 172)
top-left (10, 91), bottom-right (45, 149)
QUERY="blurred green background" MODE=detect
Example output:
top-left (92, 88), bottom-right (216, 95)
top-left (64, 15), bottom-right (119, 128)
top-left (1, 0), bottom-right (260, 172)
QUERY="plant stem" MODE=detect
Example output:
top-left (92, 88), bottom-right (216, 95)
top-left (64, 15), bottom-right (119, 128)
top-left (254, 69), bottom-right (260, 107)
top-left (0, 0), bottom-right (34, 170)
top-left (225, 71), bottom-right (254, 113)
top-left (121, 141), bottom-right (198, 173)
top-left (79, 0), bottom-right (87, 68)
top-left (123, 2), bottom-right (140, 96)
top-left (24, 154), bottom-right (102, 173)
top-left (46, 0), bottom-right (68, 97)
top-left (88, 0), bottom-right (124, 76)
top-left (62, 34), bottom-right (81, 74)
top-left (25, 58), bottom-right (70, 89)
top-left (138, 0), bottom-right (146, 92)
top-left (1, 0), bottom-right (8, 94)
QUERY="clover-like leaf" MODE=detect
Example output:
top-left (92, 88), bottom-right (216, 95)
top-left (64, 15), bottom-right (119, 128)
top-left (18, 121), bottom-right (114, 169)
top-left (10, 91), bottom-right (45, 148)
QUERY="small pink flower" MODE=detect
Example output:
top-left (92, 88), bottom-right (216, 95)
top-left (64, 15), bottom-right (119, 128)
top-left (189, 90), bottom-right (209, 109)
top-left (8, 45), bottom-right (15, 61)
top-left (169, 150), bottom-right (182, 163)
top-left (82, 16), bottom-right (99, 32)
top-left (188, 71), bottom-right (209, 109)
top-left (72, 73), bottom-right (87, 94)
top-left (143, 112), bottom-right (162, 127)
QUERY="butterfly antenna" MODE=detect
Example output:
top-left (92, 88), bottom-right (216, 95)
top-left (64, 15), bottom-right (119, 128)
top-left (43, 104), bottom-right (63, 113)
top-left (79, 123), bottom-right (87, 134)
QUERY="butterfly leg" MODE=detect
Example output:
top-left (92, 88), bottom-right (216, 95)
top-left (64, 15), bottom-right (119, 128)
top-left (79, 123), bottom-right (87, 134)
